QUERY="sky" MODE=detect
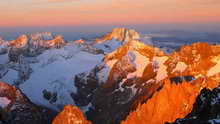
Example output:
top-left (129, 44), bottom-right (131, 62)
top-left (0, 0), bottom-right (220, 32)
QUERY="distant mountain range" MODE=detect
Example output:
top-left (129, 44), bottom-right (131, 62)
top-left (0, 28), bottom-right (220, 124)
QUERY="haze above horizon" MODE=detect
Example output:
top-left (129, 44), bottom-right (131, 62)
top-left (0, 0), bottom-right (220, 32)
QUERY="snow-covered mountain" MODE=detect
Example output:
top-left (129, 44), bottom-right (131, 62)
top-left (121, 43), bottom-right (220, 124)
top-left (91, 28), bottom-right (152, 54)
top-left (94, 28), bottom-right (140, 44)
top-left (74, 41), bottom-right (220, 124)
top-left (0, 32), bottom-right (106, 110)
top-left (0, 28), bottom-right (220, 124)
top-left (1, 29), bottom-right (146, 111)
top-left (19, 45), bottom-right (103, 110)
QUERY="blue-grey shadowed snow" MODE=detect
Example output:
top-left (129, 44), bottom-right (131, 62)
top-left (170, 76), bottom-right (195, 84)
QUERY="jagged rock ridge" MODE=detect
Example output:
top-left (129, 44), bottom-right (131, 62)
top-left (1, 29), bottom-right (220, 124)
top-left (92, 28), bottom-right (142, 53)
top-left (52, 105), bottom-right (91, 124)
top-left (121, 43), bottom-right (220, 124)
top-left (73, 41), bottom-right (220, 124)
top-left (94, 28), bottom-right (140, 44)
top-left (0, 82), bottom-right (56, 124)
top-left (168, 86), bottom-right (220, 124)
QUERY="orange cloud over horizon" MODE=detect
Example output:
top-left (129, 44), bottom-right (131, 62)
top-left (0, 0), bottom-right (220, 27)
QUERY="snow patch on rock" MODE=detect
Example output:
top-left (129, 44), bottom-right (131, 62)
top-left (207, 55), bottom-right (220, 77)
top-left (125, 51), bottom-right (150, 78)
top-left (131, 51), bottom-right (149, 77)
top-left (97, 59), bottom-right (118, 84)
top-left (172, 62), bottom-right (188, 73)
top-left (93, 38), bottom-right (122, 53)
top-left (153, 56), bottom-right (168, 81)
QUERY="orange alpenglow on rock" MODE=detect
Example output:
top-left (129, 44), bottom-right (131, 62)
top-left (46, 35), bottom-right (65, 48)
top-left (121, 78), bottom-right (219, 123)
top-left (73, 41), bottom-right (220, 124)
top-left (121, 79), bottom-right (199, 124)
top-left (94, 28), bottom-right (140, 44)
top-left (9, 34), bottom-right (28, 48)
top-left (0, 82), bottom-right (56, 124)
top-left (53, 105), bottom-right (92, 124)
top-left (74, 39), bottom-right (85, 44)
top-left (120, 42), bottom-right (220, 124)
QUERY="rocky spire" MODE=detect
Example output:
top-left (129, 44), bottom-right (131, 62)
top-left (94, 28), bottom-right (140, 44)
top-left (53, 105), bottom-right (91, 124)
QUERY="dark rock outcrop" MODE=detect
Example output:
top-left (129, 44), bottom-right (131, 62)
top-left (0, 82), bottom-right (56, 124)
top-left (168, 86), bottom-right (220, 124)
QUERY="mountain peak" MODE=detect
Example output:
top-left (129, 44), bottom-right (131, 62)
top-left (104, 39), bottom-right (164, 62)
top-left (9, 34), bottom-right (28, 48)
top-left (30, 32), bottom-right (53, 41)
top-left (52, 105), bottom-right (91, 124)
top-left (46, 35), bottom-right (65, 48)
top-left (94, 28), bottom-right (140, 44)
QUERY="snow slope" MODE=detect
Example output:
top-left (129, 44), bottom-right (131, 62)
top-left (0, 32), bottom-right (104, 110)
top-left (93, 38), bottom-right (123, 53)
top-left (0, 32), bottom-right (107, 110)
top-left (19, 44), bottom-right (103, 110)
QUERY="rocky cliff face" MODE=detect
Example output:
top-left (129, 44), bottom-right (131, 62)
top-left (46, 35), bottom-right (65, 48)
top-left (92, 28), bottom-right (141, 53)
top-left (9, 35), bottom-right (28, 48)
top-left (53, 83), bottom-right (220, 124)
top-left (52, 105), bottom-right (91, 124)
top-left (121, 43), bottom-right (220, 124)
top-left (94, 28), bottom-right (140, 44)
top-left (0, 82), bottom-right (56, 124)
top-left (73, 41), bottom-right (220, 124)
top-left (73, 40), bottom-right (165, 124)
top-left (168, 86), bottom-right (220, 124)
top-left (121, 79), bottom-right (204, 124)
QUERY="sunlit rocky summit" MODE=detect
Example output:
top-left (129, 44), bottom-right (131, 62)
top-left (92, 28), bottom-right (143, 53)
top-left (94, 28), bottom-right (140, 43)
top-left (52, 105), bottom-right (91, 124)
top-left (0, 28), bottom-right (220, 124)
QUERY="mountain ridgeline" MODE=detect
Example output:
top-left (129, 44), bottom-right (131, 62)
top-left (0, 28), bottom-right (220, 124)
